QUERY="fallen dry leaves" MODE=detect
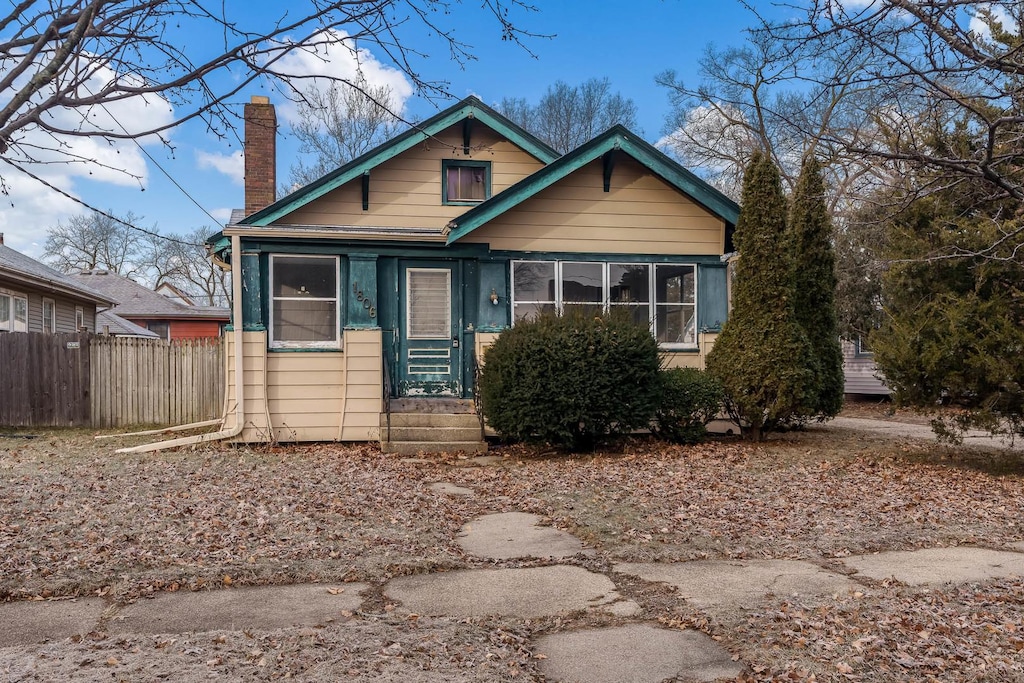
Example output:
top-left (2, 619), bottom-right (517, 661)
top-left (1, 426), bottom-right (1022, 681)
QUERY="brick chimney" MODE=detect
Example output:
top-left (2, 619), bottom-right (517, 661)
top-left (244, 95), bottom-right (277, 216)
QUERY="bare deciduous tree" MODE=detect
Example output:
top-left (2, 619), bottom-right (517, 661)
top-left (286, 76), bottom-right (404, 189)
top-left (757, 1), bottom-right (1024, 212)
top-left (498, 78), bottom-right (639, 154)
top-left (153, 227), bottom-right (230, 307)
top-left (45, 212), bottom-right (229, 306)
top-left (0, 0), bottom-right (542, 192)
top-left (44, 210), bottom-right (149, 278)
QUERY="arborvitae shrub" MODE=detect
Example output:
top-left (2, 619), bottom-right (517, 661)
top-left (652, 368), bottom-right (724, 444)
top-left (706, 150), bottom-right (813, 440)
top-left (479, 308), bottom-right (660, 451)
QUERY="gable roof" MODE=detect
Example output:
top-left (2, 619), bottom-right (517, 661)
top-left (0, 244), bottom-right (116, 306)
top-left (69, 271), bottom-right (229, 320)
top-left (444, 125), bottom-right (740, 246)
top-left (239, 96), bottom-right (560, 227)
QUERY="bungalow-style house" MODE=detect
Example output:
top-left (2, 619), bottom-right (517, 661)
top-left (70, 270), bottom-right (229, 340)
top-left (0, 236), bottom-right (115, 333)
top-left (207, 95), bottom-right (738, 452)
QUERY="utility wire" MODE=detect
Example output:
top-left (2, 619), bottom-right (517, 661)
top-left (84, 84), bottom-right (224, 226)
top-left (1, 158), bottom-right (197, 246)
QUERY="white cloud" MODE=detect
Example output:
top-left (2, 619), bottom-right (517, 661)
top-left (196, 150), bottom-right (244, 185)
top-left (209, 207), bottom-right (234, 224)
top-left (268, 29), bottom-right (414, 124)
top-left (0, 55), bottom-right (176, 254)
top-left (969, 4), bottom-right (1018, 40)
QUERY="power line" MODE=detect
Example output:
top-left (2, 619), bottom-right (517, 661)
top-left (1, 158), bottom-right (197, 246)
top-left (83, 84), bottom-right (224, 226)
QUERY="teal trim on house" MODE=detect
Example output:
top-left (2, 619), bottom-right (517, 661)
top-left (445, 125), bottom-right (740, 245)
top-left (441, 159), bottom-right (492, 206)
top-left (241, 252), bottom-right (264, 331)
top-left (696, 263), bottom-right (728, 332)
top-left (347, 254), bottom-right (379, 328)
top-left (476, 260), bottom-right (510, 332)
top-left (239, 97), bottom-right (559, 227)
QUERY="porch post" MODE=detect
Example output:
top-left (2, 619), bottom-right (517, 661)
top-left (347, 254), bottom-right (379, 328)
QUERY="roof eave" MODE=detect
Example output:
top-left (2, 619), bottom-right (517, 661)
top-left (446, 127), bottom-right (740, 245)
top-left (0, 268), bottom-right (117, 307)
top-left (240, 97), bottom-right (559, 228)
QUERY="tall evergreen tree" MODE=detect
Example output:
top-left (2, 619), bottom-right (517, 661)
top-left (706, 151), bottom-right (813, 441)
top-left (787, 155), bottom-right (844, 419)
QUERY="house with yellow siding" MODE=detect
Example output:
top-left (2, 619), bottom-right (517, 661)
top-left (205, 95), bottom-right (739, 453)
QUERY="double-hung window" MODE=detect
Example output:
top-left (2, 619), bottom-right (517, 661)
top-left (0, 290), bottom-right (28, 332)
top-left (42, 298), bottom-right (56, 333)
top-left (270, 255), bottom-right (340, 349)
top-left (75, 306), bottom-right (85, 331)
top-left (511, 260), bottom-right (698, 349)
top-left (442, 160), bottom-right (490, 204)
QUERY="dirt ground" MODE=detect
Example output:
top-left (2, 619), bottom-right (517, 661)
top-left (1, 420), bottom-right (1023, 681)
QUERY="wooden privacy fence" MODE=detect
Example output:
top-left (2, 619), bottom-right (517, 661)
top-left (0, 332), bottom-right (225, 428)
top-left (90, 335), bottom-right (225, 427)
top-left (0, 332), bottom-right (91, 427)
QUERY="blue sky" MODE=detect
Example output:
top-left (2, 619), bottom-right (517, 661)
top-left (2, 0), bottom-right (775, 257)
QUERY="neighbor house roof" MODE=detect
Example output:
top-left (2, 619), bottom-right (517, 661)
top-left (0, 243), bottom-right (116, 306)
top-left (445, 125), bottom-right (741, 246)
top-left (69, 271), bottom-right (229, 320)
top-left (237, 96), bottom-right (561, 228)
top-left (96, 310), bottom-right (160, 338)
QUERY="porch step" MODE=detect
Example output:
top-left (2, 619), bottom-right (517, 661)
top-left (381, 440), bottom-right (488, 456)
top-left (380, 399), bottom-right (486, 455)
top-left (385, 426), bottom-right (482, 442)
top-left (387, 412), bottom-right (481, 428)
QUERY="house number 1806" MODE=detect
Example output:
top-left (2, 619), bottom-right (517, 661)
top-left (352, 282), bottom-right (377, 318)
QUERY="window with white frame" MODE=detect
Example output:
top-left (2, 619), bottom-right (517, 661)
top-left (75, 306), bottom-right (85, 331)
top-left (511, 260), bottom-right (698, 348)
top-left (0, 289), bottom-right (28, 332)
top-left (270, 254), bottom-right (340, 349)
top-left (42, 298), bottom-right (56, 333)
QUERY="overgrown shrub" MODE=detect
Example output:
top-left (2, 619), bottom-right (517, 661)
top-left (653, 368), bottom-right (724, 444)
top-left (479, 308), bottom-right (660, 451)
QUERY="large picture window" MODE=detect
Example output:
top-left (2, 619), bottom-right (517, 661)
top-left (270, 255), bottom-right (340, 349)
top-left (0, 290), bottom-right (28, 332)
top-left (511, 260), bottom-right (698, 349)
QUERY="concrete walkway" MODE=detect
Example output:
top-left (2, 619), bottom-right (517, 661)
top-left (3, 495), bottom-right (1024, 681)
top-left (828, 416), bottom-right (1023, 451)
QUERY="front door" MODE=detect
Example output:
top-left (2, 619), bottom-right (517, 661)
top-left (398, 262), bottom-right (461, 396)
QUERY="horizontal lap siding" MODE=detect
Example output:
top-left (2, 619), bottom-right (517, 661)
top-left (170, 320), bottom-right (222, 340)
top-left (460, 157), bottom-right (725, 255)
top-left (841, 340), bottom-right (889, 395)
top-left (282, 126), bottom-right (545, 229)
top-left (226, 330), bottom-right (383, 442)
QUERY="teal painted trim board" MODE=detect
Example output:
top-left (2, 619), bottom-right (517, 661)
top-left (241, 96), bottom-right (558, 227)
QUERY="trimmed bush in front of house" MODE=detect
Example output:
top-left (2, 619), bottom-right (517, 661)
top-left (652, 367), bottom-right (724, 444)
top-left (479, 308), bottom-right (661, 451)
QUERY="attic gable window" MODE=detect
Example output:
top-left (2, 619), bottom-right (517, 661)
top-left (442, 160), bottom-right (490, 205)
top-left (269, 254), bottom-right (340, 349)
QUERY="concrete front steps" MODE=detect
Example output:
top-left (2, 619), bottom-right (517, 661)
top-left (380, 399), bottom-right (487, 455)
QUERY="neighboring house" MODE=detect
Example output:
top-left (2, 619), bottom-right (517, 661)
top-left (0, 236), bottom-right (115, 333)
top-left (155, 282), bottom-right (195, 306)
top-left (206, 95), bottom-right (738, 444)
top-left (842, 338), bottom-right (889, 396)
top-left (96, 309), bottom-right (160, 339)
top-left (69, 270), bottom-right (229, 340)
